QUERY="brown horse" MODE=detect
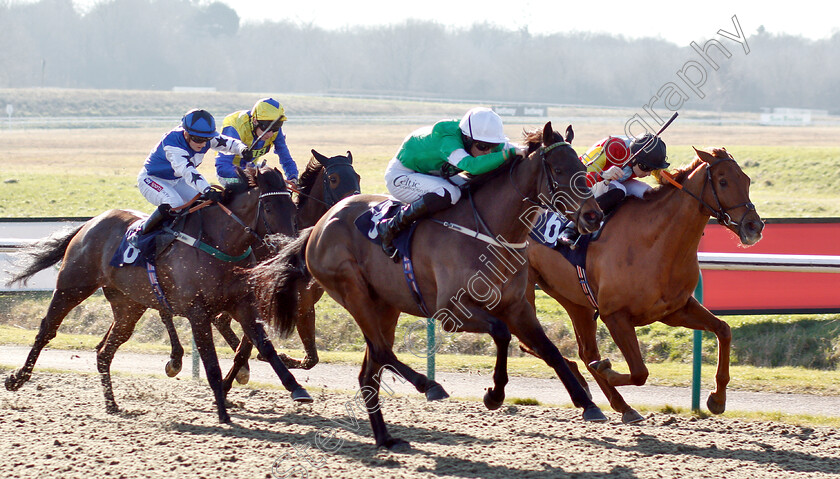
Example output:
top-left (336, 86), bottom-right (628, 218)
top-left (251, 122), bottom-right (607, 450)
top-left (527, 147), bottom-right (764, 423)
top-left (5, 166), bottom-right (311, 423)
top-left (159, 150), bottom-right (361, 381)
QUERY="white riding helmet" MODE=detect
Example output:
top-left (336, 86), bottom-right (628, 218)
top-left (459, 107), bottom-right (507, 144)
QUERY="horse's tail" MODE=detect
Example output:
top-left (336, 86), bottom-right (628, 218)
top-left (5, 225), bottom-right (84, 286)
top-left (250, 227), bottom-right (314, 338)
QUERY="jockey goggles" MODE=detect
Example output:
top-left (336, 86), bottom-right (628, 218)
top-left (256, 119), bottom-right (283, 132)
top-left (188, 134), bottom-right (212, 144)
top-left (473, 141), bottom-right (499, 152)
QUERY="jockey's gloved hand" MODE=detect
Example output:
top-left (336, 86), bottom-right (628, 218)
top-left (602, 165), bottom-right (624, 182)
top-left (287, 177), bottom-right (298, 188)
top-left (240, 148), bottom-right (253, 162)
top-left (201, 187), bottom-right (223, 203)
top-left (513, 144), bottom-right (529, 158)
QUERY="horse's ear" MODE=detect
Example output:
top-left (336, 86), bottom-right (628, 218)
top-left (311, 149), bottom-right (328, 165)
top-left (564, 125), bottom-right (574, 144)
top-left (542, 122), bottom-right (554, 146)
top-left (346, 151), bottom-right (353, 164)
top-left (693, 146), bottom-right (716, 164)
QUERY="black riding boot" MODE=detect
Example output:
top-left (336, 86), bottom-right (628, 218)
top-left (557, 224), bottom-right (579, 248)
top-left (139, 204), bottom-right (173, 236)
top-left (377, 192), bottom-right (451, 257)
top-left (596, 188), bottom-right (626, 214)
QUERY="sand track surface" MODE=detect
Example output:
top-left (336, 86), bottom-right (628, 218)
top-left (1, 370), bottom-right (839, 479)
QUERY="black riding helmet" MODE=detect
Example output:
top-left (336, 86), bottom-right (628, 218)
top-left (630, 134), bottom-right (669, 170)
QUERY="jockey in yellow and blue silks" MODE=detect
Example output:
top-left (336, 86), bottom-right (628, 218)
top-left (136, 109), bottom-right (249, 236)
top-left (214, 98), bottom-right (299, 187)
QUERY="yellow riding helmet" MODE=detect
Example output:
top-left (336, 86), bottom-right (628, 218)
top-left (251, 98), bottom-right (287, 124)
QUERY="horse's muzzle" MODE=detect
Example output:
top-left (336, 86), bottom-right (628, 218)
top-left (738, 210), bottom-right (764, 246)
top-left (577, 198), bottom-right (604, 235)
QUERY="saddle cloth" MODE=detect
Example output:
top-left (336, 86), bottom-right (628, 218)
top-left (354, 199), bottom-right (419, 259)
top-left (108, 219), bottom-right (164, 268)
top-left (529, 210), bottom-right (592, 269)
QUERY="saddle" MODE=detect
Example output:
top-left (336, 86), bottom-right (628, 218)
top-left (109, 212), bottom-right (189, 268)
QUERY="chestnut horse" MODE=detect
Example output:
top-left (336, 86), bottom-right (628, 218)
top-left (252, 122), bottom-right (607, 450)
top-left (5, 166), bottom-right (311, 423)
top-left (527, 147), bottom-right (764, 423)
top-left (159, 150), bottom-right (361, 381)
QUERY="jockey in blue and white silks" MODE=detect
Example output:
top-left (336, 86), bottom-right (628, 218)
top-left (136, 109), bottom-right (249, 236)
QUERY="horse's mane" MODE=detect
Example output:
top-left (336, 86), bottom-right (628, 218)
top-left (522, 126), bottom-right (563, 152)
top-left (295, 156), bottom-right (322, 208)
top-left (646, 147), bottom-right (730, 199)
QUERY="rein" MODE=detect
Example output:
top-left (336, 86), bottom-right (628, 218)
top-left (659, 156), bottom-right (755, 228)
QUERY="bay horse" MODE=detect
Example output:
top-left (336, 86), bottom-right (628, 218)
top-left (4, 166), bottom-right (311, 423)
top-left (159, 150), bottom-right (361, 381)
top-left (527, 147), bottom-right (764, 423)
top-left (251, 122), bottom-right (607, 450)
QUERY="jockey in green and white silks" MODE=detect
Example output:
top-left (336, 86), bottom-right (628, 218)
top-left (377, 107), bottom-right (526, 256)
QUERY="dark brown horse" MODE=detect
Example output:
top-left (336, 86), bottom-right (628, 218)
top-left (527, 147), bottom-right (764, 423)
top-left (159, 150), bottom-right (361, 381)
top-left (5, 166), bottom-right (311, 423)
top-left (251, 122), bottom-right (607, 450)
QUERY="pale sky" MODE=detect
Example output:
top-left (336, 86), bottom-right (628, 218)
top-left (217, 0), bottom-right (837, 45)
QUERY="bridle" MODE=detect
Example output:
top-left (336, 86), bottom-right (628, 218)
top-left (511, 140), bottom-right (589, 217)
top-left (289, 160), bottom-right (359, 209)
top-left (256, 189), bottom-right (293, 252)
top-left (660, 154), bottom-right (756, 228)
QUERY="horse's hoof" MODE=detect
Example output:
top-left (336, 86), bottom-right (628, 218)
top-left (235, 367), bottom-right (250, 385)
top-left (291, 387), bottom-right (313, 404)
top-left (425, 383), bottom-right (449, 402)
top-left (105, 403), bottom-right (120, 415)
top-left (588, 358), bottom-right (612, 373)
top-left (5, 373), bottom-right (23, 391)
top-left (707, 393), bottom-right (726, 414)
top-left (583, 404), bottom-right (608, 422)
top-left (164, 360), bottom-right (182, 378)
top-left (483, 388), bottom-right (504, 410)
top-left (380, 438), bottom-right (411, 452)
top-left (622, 409), bottom-right (645, 424)
top-left (220, 414), bottom-right (232, 424)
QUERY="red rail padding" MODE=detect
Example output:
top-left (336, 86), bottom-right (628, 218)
top-left (698, 219), bottom-right (840, 314)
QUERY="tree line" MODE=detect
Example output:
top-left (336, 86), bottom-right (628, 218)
top-left (1, 0), bottom-right (837, 113)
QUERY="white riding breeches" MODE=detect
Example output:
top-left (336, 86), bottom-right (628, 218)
top-left (383, 157), bottom-right (465, 204)
top-left (137, 171), bottom-right (200, 208)
top-left (591, 177), bottom-right (651, 199)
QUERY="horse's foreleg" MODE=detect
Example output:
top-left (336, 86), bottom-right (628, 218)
top-left (98, 289), bottom-right (146, 414)
top-left (187, 313), bottom-right (230, 424)
top-left (278, 283), bottom-right (322, 369)
top-left (564, 304), bottom-right (642, 423)
top-left (660, 297), bottom-right (731, 414)
top-left (159, 310), bottom-right (184, 377)
top-left (596, 312), bottom-right (649, 387)
top-left (6, 286), bottom-right (97, 392)
top-left (213, 313), bottom-right (249, 384)
top-left (222, 336), bottom-right (254, 393)
top-left (232, 300), bottom-right (311, 403)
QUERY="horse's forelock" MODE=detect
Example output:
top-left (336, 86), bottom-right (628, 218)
top-left (242, 167), bottom-right (259, 188)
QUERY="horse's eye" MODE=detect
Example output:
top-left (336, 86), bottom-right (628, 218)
top-left (263, 203), bottom-right (272, 213)
top-left (719, 178), bottom-right (728, 187)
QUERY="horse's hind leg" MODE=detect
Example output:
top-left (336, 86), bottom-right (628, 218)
top-left (660, 297), bottom-right (731, 414)
top-left (97, 288), bottom-right (146, 414)
top-left (160, 310), bottom-right (184, 377)
top-left (5, 285), bottom-right (99, 391)
top-left (213, 313), bottom-right (250, 384)
top-left (186, 312), bottom-right (231, 423)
